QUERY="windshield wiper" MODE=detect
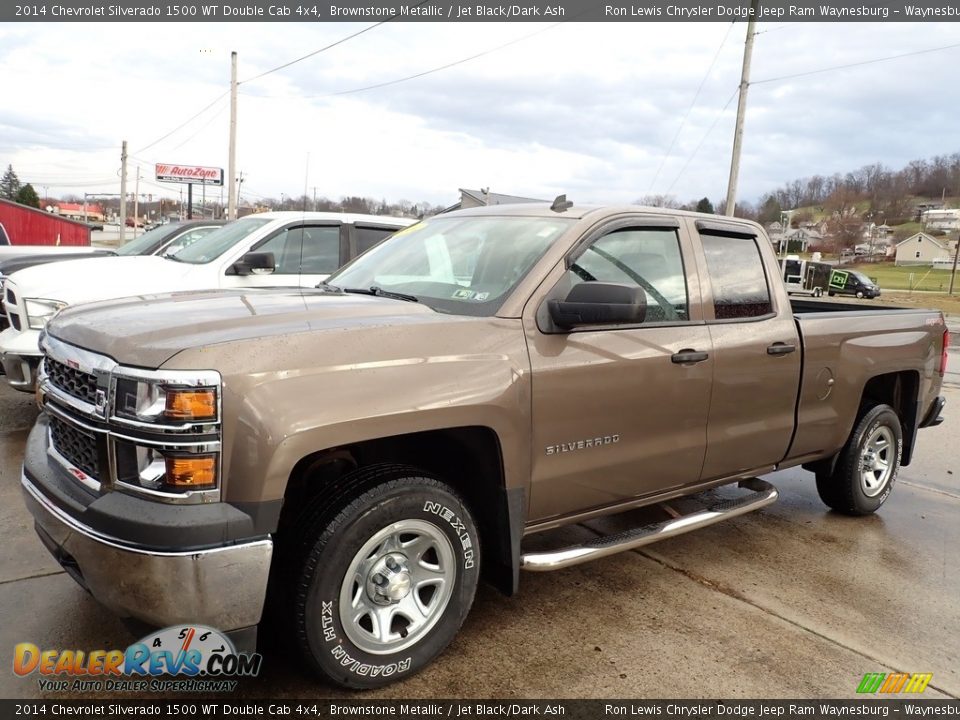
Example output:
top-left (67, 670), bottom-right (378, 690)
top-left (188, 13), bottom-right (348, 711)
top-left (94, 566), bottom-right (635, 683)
top-left (337, 285), bottom-right (419, 303)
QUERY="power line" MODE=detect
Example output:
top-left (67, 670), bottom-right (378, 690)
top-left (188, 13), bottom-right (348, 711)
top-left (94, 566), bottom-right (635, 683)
top-left (664, 87), bottom-right (738, 196)
top-left (132, 92), bottom-right (229, 154)
top-left (753, 41), bottom-right (960, 85)
top-left (648, 22), bottom-right (735, 193)
top-left (239, 19), bottom-right (406, 85)
top-left (241, 22), bottom-right (564, 101)
top-left (171, 104), bottom-right (230, 152)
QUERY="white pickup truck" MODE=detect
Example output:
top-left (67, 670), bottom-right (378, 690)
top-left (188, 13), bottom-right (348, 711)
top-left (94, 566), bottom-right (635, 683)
top-left (0, 211), bottom-right (414, 390)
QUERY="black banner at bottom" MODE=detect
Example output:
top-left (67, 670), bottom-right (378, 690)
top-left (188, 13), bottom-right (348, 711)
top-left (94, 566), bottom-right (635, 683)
top-left (2, 699), bottom-right (960, 719)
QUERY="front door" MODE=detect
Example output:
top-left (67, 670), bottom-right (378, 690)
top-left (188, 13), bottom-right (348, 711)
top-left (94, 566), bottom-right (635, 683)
top-left (525, 220), bottom-right (713, 523)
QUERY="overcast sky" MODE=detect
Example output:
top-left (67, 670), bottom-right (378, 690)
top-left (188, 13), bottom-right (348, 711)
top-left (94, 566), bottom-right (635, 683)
top-left (1, 21), bottom-right (958, 209)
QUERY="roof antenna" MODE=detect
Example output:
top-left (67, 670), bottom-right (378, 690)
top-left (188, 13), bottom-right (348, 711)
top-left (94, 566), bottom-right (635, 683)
top-left (550, 194), bottom-right (573, 213)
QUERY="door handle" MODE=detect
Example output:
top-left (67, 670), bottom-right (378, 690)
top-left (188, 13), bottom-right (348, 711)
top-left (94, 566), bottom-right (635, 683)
top-left (767, 342), bottom-right (797, 356)
top-left (671, 350), bottom-right (709, 364)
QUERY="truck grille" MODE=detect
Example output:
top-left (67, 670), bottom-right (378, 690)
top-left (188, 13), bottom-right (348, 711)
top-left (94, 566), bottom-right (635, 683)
top-left (49, 415), bottom-right (100, 480)
top-left (9, 312), bottom-right (20, 331)
top-left (47, 356), bottom-right (99, 406)
top-left (5, 286), bottom-right (14, 306)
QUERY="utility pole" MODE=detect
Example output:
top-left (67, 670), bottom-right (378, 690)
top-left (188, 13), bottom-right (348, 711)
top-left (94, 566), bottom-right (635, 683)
top-left (724, 0), bottom-right (760, 217)
top-left (950, 234), bottom-right (960, 295)
top-left (236, 171), bottom-right (244, 211)
top-left (133, 166), bottom-right (141, 238)
top-left (119, 140), bottom-right (128, 243)
top-left (227, 51), bottom-right (238, 220)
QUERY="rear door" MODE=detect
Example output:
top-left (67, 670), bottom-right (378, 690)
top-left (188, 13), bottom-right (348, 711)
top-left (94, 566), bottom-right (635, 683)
top-left (692, 221), bottom-right (801, 480)
top-left (525, 217), bottom-right (714, 522)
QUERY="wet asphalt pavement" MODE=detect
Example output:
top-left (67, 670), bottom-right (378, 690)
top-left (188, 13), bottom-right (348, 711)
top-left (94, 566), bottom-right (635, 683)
top-left (0, 357), bottom-right (957, 700)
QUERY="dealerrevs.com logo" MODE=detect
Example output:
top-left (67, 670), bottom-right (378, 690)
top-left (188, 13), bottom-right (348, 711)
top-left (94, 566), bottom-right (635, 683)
top-left (13, 625), bottom-right (262, 693)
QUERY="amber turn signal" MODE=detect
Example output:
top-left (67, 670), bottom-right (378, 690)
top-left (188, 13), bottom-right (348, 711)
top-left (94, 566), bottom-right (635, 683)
top-left (164, 389), bottom-right (217, 421)
top-left (164, 455), bottom-right (217, 489)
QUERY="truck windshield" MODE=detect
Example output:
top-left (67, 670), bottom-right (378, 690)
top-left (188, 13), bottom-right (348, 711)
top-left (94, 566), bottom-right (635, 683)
top-left (169, 217), bottom-right (272, 264)
top-left (327, 215), bottom-right (572, 316)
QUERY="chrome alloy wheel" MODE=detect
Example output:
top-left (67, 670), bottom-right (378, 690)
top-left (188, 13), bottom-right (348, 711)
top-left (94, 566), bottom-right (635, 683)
top-left (338, 519), bottom-right (456, 655)
top-left (860, 426), bottom-right (895, 497)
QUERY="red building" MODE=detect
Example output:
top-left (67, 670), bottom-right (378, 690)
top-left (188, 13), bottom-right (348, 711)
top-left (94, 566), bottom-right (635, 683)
top-left (0, 199), bottom-right (91, 246)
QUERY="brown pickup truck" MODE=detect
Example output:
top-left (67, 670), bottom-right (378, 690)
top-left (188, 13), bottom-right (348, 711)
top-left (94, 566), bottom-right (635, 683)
top-left (22, 203), bottom-right (947, 688)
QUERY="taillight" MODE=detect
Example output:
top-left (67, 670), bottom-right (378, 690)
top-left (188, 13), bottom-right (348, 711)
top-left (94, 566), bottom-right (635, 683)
top-left (940, 328), bottom-right (949, 377)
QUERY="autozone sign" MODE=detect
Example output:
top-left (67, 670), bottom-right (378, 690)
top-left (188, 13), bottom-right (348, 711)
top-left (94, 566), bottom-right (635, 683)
top-left (155, 164), bottom-right (224, 186)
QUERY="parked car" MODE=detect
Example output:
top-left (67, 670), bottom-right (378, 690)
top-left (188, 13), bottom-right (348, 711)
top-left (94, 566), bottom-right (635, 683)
top-left (0, 221), bottom-right (225, 335)
top-left (22, 203), bottom-right (946, 688)
top-left (828, 269), bottom-right (881, 299)
top-left (0, 212), bottom-right (413, 389)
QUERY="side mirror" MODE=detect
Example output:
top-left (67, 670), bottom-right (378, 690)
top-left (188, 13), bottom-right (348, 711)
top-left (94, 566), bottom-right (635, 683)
top-left (233, 252), bottom-right (275, 276)
top-left (548, 282), bottom-right (647, 330)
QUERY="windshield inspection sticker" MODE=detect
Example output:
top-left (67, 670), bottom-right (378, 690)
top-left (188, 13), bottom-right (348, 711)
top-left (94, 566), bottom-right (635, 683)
top-left (474, 292), bottom-right (490, 301)
top-left (452, 288), bottom-right (475, 299)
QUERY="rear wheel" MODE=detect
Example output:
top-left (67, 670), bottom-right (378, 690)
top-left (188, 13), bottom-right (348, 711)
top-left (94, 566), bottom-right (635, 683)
top-left (816, 403), bottom-right (902, 515)
top-left (293, 472), bottom-right (480, 689)
top-left (827, 291), bottom-right (835, 297)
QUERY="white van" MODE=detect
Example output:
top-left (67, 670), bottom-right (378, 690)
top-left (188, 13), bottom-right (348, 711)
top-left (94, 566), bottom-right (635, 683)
top-left (0, 211), bottom-right (414, 389)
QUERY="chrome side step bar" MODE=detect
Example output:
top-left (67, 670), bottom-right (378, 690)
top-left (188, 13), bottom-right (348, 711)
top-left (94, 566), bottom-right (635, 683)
top-left (520, 478), bottom-right (778, 572)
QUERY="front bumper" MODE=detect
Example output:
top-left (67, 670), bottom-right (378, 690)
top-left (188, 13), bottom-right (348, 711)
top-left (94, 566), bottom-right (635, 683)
top-left (0, 326), bottom-right (42, 390)
top-left (1, 351), bottom-right (40, 390)
top-left (22, 419), bottom-right (273, 632)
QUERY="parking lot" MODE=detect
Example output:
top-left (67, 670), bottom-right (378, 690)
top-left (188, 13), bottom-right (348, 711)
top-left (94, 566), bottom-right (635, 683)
top-left (1, 361), bottom-right (957, 700)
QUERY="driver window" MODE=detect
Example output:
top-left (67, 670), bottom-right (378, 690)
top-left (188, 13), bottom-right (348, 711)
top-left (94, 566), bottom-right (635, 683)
top-left (255, 227), bottom-right (302, 274)
top-left (566, 228), bottom-right (689, 323)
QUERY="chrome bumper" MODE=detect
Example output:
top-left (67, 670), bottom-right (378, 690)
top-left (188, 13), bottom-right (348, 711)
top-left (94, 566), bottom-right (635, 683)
top-left (22, 473), bottom-right (273, 631)
top-left (1, 351), bottom-right (40, 391)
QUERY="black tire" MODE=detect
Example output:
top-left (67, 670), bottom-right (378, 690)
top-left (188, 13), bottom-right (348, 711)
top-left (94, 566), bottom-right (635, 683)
top-left (827, 291), bottom-right (835, 297)
top-left (294, 471), bottom-right (480, 689)
top-left (815, 403), bottom-right (903, 515)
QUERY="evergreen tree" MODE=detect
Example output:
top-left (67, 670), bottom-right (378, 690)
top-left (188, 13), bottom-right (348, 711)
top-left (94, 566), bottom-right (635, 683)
top-left (695, 197), bottom-right (714, 214)
top-left (15, 183), bottom-right (40, 208)
top-left (0, 164), bottom-right (21, 201)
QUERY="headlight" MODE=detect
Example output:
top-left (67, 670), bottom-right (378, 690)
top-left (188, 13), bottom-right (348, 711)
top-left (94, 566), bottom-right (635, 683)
top-left (117, 443), bottom-right (219, 494)
top-left (115, 378), bottom-right (218, 424)
top-left (24, 298), bottom-right (67, 330)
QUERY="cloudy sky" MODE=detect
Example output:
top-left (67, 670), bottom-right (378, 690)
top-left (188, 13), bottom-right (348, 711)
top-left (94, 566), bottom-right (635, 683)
top-left (1, 20), bottom-right (958, 209)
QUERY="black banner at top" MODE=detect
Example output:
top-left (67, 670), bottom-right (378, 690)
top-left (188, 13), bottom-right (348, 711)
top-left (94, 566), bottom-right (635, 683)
top-left (6, 0), bottom-right (960, 22)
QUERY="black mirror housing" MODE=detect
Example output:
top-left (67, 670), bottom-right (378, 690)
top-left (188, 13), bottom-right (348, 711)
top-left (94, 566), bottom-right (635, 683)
top-left (548, 282), bottom-right (647, 329)
top-left (232, 251), bottom-right (275, 276)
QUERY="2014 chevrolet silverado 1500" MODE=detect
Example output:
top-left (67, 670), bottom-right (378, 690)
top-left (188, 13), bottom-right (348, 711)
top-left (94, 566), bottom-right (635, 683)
top-left (22, 203), bottom-right (947, 688)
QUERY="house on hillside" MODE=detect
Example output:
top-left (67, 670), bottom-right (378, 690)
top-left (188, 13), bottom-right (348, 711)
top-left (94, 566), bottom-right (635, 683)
top-left (782, 227), bottom-right (822, 251)
top-left (922, 208), bottom-right (960, 232)
top-left (441, 188), bottom-right (546, 213)
top-left (894, 232), bottom-right (950, 266)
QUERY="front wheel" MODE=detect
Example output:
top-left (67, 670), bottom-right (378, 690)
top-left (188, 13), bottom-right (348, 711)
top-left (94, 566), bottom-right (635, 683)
top-left (856, 291), bottom-right (865, 299)
top-left (294, 473), bottom-right (480, 689)
top-left (816, 403), bottom-right (903, 515)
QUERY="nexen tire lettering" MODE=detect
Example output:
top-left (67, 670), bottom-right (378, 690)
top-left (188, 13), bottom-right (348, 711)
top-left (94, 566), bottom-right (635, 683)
top-left (422, 501), bottom-right (475, 569)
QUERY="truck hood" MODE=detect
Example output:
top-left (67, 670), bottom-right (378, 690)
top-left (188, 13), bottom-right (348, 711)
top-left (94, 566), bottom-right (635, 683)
top-left (8, 255), bottom-right (192, 304)
top-left (46, 288), bottom-right (440, 367)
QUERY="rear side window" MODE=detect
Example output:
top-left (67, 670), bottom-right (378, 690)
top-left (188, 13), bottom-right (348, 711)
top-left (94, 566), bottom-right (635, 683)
top-left (701, 233), bottom-right (772, 320)
top-left (356, 226), bottom-right (396, 255)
